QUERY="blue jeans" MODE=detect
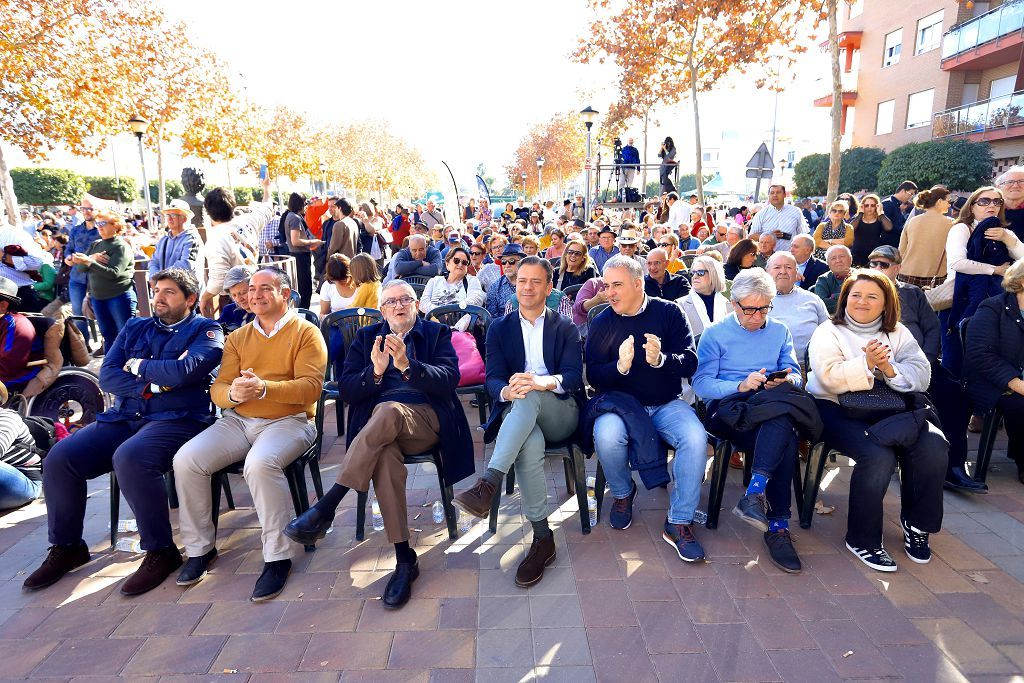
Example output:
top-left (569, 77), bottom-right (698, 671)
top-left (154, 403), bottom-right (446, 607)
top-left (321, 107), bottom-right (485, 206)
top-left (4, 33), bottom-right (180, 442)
top-left (91, 288), bottom-right (137, 352)
top-left (0, 461), bottom-right (41, 511)
top-left (68, 280), bottom-right (89, 338)
top-left (593, 399), bottom-right (707, 525)
top-left (706, 403), bottom-right (800, 522)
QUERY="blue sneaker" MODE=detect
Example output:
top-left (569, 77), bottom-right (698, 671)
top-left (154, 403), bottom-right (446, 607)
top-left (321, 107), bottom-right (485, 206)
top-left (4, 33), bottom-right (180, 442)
top-left (663, 520), bottom-right (706, 562)
top-left (609, 482), bottom-right (637, 530)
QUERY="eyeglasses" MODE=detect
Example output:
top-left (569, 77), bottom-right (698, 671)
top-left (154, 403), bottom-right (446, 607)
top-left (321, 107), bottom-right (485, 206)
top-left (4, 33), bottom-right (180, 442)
top-left (691, 269), bottom-right (709, 277)
top-left (500, 258), bottom-right (521, 266)
top-left (716, 231), bottom-right (727, 236)
top-left (658, 242), bottom-right (672, 247)
top-left (450, 258), bottom-right (470, 266)
top-left (869, 260), bottom-right (894, 269)
top-left (974, 197), bottom-right (1004, 207)
top-left (737, 304), bottom-right (772, 317)
top-left (1000, 179), bottom-right (1024, 187)
top-left (829, 209), bottom-right (846, 214)
top-left (95, 221), bottom-right (110, 227)
top-left (470, 250), bottom-right (484, 256)
top-left (382, 296), bottom-right (415, 309)
top-left (566, 250), bottom-right (584, 257)
top-left (79, 206), bottom-right (94, 211)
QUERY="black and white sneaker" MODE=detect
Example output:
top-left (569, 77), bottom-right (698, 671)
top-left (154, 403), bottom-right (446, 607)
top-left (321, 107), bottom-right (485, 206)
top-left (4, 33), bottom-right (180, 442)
top-left (846, 542), bottom-right (897, 572)
top-left (901, 517), bottom-right (931, 564)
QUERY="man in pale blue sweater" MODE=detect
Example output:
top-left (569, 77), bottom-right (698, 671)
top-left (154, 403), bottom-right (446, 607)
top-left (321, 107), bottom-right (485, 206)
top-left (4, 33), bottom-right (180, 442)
top-left (692, 268), bottom-right (804, 574)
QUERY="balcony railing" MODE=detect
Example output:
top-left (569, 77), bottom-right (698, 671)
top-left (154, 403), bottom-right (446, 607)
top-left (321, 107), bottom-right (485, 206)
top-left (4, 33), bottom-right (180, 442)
top-left (942, 0), bottom-right (1024, 60)
top-left (932, 89), bottom-right (1024, 139)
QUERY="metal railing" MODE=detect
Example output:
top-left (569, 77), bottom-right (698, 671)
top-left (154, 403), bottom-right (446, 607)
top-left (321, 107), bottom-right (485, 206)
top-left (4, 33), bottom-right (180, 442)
top-left (942, 0), bottom-right (1024, 60)
top-left (932, 88), bottom-right (1024, 139)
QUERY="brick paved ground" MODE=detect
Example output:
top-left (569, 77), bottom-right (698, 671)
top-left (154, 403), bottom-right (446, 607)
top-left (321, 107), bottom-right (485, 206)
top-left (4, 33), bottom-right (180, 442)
top-left (2, 398), bottom-right (1024, 682)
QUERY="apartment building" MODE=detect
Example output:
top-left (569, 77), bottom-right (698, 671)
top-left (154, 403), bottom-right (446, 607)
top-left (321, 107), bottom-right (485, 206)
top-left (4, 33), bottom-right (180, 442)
top-left (816, 0), bottom-right (1024, 174)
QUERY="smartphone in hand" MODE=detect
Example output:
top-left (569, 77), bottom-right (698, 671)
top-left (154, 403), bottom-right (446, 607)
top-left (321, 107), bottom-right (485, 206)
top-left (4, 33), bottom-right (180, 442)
top-left (258, 164), bottom-right (268, 180)
top-left (766, 370), bottom-right (790, 382)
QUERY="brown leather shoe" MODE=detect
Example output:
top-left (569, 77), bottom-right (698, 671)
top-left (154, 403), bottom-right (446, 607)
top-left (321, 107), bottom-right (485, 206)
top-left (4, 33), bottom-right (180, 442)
top-left (121, 546), bottom-right (183, 596)
top-left (453, 477), bottom-right (498, 518)
top-left (968, 415), bottom-right (984, 433)
top-left (23, 541), bottom-right (91, 591)
top-left (729, 451), bottom-right (744, 469)
top-left (515, 533), bottom-right (556, 588)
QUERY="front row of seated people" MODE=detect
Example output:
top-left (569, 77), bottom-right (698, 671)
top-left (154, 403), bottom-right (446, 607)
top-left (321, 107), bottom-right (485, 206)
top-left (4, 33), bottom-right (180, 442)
top-left (21, 253), bottom-right (987, 604)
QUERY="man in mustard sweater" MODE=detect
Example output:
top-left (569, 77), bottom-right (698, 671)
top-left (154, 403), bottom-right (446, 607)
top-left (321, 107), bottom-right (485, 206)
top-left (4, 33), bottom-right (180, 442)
top-left (173, 266), bottom-right (327, 601)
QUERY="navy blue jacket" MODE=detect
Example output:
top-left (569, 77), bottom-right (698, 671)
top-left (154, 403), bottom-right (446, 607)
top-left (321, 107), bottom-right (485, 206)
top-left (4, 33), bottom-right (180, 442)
top-left (881, 195), bottom-right (907, 248)
top-left (620, 145), bottom-right (641, 170)
top-left (644, 273), bottom-right (690, 301)
top-left (965, 293), bottom-right (1024, 413)
top-left (578, 391), bottom-right (670, 489)
top-left (99, 313), bottom-right (224, 423)
top-left (482, 307), bottom-right (585, 442)
top-left (340, 318), bottom-right (474, 488)
top-left (799, 257), bottom-right (828, 290)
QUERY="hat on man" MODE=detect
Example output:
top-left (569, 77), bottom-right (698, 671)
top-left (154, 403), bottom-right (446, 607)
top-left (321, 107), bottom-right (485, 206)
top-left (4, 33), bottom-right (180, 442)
top-left (162, 199), bottom-right (195, 221)
top-left (500, 243), bottom-right (525, 259)
top-left (616, 229), bottom-right (640, 245)
top-left (572, 219), bottom-right (586, 229)
top-left (223, 265), bottom-right (256, 293)
top-left (447, 231), bottom-right (461, 242)
top-left (0, 276), bottom-right (21, 307)
top-left (598, 225), bottom-right (616, 236)
top-left (868, 245), bottom-right (902, 264)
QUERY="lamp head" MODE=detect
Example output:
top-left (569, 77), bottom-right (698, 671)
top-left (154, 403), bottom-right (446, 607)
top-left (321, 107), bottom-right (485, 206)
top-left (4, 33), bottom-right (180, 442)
top-left (128, 115), bottom-right (148, 138)
top-left (580, 106), bottom-right (598, 130)
top-left (537, 156), bottom-right (545, 168)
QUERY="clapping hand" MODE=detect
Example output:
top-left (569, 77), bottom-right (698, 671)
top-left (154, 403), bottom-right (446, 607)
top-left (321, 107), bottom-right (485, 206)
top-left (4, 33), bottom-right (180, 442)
top-left (617, 335), bottom-right (635, 374)
top-left (230, 368), bottom-right (264, 403)
top-left (863, 339), bottom-right (891, 373)
top-left (93, 252), bottom-right (110, 265)
top-left (643, 334), bottom-right (662, 366)
top-left (383, 333), bottom-right (409, 371)
top-left (370, 335), bottom-right (390, 376)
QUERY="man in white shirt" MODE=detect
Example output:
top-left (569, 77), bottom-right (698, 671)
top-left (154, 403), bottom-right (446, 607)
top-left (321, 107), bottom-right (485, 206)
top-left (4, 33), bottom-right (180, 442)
top-left (748, 185), bottom-right (808, 252)
top-left (766, 252), bottom-right (829, 365)
top-left (666, 192), bottom-right (692, 233)
top-left (453, 256), bottom-right (585, 588)
top-left (420, 200), bottom-right (444, 230)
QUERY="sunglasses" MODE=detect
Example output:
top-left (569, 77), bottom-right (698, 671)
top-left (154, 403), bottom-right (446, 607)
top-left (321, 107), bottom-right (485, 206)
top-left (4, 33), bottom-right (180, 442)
top-left (95, 221), bottom-right (110, 227)
top-left (869, 260), bottom-right (894, 268)
top-left (691, 269), bottom-right (709, 277)
top-left (470, 250), bottom-right (484, 256)
top-left (566, 250), bottom-right (584, 257)
top-left (658, 242), bottom-right (672, 247)
top-left (974, 197), bottom-right (1004, 207)
top-left (450, 258), bottom-right (470, 266)
top-left (500, 258), bottom-right (521, 266)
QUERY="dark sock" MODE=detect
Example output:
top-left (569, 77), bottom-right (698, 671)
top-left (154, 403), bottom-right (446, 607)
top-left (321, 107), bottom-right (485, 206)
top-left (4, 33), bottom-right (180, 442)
top-left (482, 468), bottom-right (504, 487)
top-left (312, 483), bottom-right (350, 516)
top-left (394, 541), bottom-right (416, 564)
top-left (531, 519), bottom-right (552, 539)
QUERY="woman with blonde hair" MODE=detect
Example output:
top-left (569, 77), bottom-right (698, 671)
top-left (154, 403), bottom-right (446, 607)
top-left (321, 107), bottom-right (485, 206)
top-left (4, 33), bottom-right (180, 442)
top-left (676, 255), bottom-right (730, 336)
top-left (70, 211), bottom-right (135, 352)
top-left (348, 253), bottom-right (381, 310)
top-left (420, 246), bottom-right (485, 315)
top-left (812, 200), bottom-right (854, 260)
top-left (897, 186), bottom-right (953, 287)
top-left (553, 238), bottom-right (597, 290)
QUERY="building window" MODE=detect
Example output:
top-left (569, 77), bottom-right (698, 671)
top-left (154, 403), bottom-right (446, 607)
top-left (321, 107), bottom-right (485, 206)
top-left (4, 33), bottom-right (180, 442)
top-left (906, 89), bottom-right (934, 128)
top-left (786, 151), bottom-right (796, 168)
top-left (916, 11), bottom-right (943, 55)
top-left (876, 100), bottom-right (895, 135)
top-left (883, 29), bottom-right (902, 68)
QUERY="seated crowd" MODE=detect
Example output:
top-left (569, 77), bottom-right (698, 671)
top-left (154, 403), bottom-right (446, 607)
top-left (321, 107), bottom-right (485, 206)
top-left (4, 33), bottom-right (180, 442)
top-left (5, 175), bottom-right (1024, 612)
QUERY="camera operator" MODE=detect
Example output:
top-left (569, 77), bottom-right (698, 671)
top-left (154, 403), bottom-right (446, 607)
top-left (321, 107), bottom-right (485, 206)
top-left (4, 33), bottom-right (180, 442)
top-left (619, 137), bottom-right (641, 199)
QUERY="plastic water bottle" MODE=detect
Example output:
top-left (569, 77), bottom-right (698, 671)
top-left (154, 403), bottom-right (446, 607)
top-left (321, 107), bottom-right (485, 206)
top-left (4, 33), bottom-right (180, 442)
top-left (115, 537), bottom-right (142, 553)
top-left (431, 501), bottom-right (445, 524)
top-left (457, 509), bottom-right (473, 534)
top-left (111, 519), bottom-right (138, 533)
top-left (586, 476), bottom-right (596, 490)
top-left (371, 496), bottom-right (384, 532)
top-left (693, 509), bottom-right (708, 525)
top-left (587, 488), bottom-right (598, 527)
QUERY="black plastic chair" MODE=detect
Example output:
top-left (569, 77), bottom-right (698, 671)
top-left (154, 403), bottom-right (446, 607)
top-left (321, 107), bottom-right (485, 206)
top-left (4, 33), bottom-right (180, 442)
top-left (487, 436), bottom-right (591, 535)
top-left (110, 472), bottom-right (178, 548)
top-left (400, 274), bottom-right (431, 300)
top-left (959, 317), bottom-right (1003, 483)
top-left (210, 390), bottom-right (328, 551)
top-left (681, 254), bottom-right (697, 269)
top-left (354, 446), bottom-right (459, 541)
top-left (296, 308), bottom-right (319, 326)
top-left (705, 435), bottom-right (804, 529)
top-left (424, 303), bottom-right (492, 425)
top-left (561, 283), bottom-right (584, 304)
top-left (587, 302), bottom-right (610, 325)
top-left (320, 308), bottom-right (384, 437)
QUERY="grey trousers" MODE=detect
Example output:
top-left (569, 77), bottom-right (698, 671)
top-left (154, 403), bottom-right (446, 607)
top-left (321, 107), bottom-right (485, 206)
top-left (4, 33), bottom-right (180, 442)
top-left (487, 391), bottom-right (578, 522)
top-left (173, 410), bottom-right (316, 562)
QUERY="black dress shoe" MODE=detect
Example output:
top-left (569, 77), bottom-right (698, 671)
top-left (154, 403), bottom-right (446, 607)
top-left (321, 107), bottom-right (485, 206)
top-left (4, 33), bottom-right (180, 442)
top-left (251, 559), bottom-right (291, 602)
top-left (764, 530), bottom-right (802, 574)
top-left (23, 541), bottom-right (91, 591)
top-left (944, 467), bottom-right (989, 494)
top-left (176, 548), bottom-right (218, 586)
top-left (382, 558), bottom-right (420, 609)
top-left (283, 507), bottom-right (333, 546)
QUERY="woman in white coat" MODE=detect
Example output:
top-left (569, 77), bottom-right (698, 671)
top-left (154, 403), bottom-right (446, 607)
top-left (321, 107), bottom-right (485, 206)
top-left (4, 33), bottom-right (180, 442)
top-left (676, 255), bottom-right (731, 337)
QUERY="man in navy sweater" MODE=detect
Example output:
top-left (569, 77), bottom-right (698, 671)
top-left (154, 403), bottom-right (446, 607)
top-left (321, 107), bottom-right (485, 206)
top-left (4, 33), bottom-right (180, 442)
top-left (586, 255), bottom-right (709, 562)
top-left (23, 268), bottom-right (224, 596)
top-left (453, 257), bottom-right (586, 588)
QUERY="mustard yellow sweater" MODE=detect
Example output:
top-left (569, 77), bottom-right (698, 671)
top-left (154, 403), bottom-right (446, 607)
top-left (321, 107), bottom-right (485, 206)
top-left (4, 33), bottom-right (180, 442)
top-left (212, 314), bottom-right (327, 419)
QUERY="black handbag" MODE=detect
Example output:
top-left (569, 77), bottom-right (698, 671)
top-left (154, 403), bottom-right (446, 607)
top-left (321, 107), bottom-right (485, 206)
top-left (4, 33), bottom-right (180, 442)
top-left (838, 382), bottom-right (907, 420)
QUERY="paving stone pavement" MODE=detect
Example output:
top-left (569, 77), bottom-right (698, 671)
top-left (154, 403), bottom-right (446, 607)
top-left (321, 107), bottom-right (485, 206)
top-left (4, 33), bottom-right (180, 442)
top-left (2, 397), bottom-right (1024, 682)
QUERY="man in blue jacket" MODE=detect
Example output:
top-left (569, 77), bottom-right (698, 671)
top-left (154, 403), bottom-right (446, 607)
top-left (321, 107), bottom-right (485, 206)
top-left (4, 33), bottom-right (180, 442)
top-left (454, 256), bottom-right (585, 587)
top-left (283, 280), bottom-right (473, 608)
top-left (146, 201), bottom-right (204, 288)
top-left (383, 234), bottom-right (442, 285)
top-left (23, 268), bottom-right (223, 596)
top-left (586, 255), bottom-right (709, 563)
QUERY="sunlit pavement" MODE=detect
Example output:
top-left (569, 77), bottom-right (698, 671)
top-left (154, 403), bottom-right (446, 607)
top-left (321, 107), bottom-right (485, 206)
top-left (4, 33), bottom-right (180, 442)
top-left (2, 398), bottom-right (1024, 682)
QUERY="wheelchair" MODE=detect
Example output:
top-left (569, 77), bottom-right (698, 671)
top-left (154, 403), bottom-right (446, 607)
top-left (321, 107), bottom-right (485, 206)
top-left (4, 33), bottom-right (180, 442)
top-left (2, 311), bottom-right (107, 429)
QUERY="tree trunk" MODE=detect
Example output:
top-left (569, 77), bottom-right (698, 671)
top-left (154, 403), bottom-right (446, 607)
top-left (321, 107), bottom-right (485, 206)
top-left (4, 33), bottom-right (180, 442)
top-left (642, 108), bottom-right (650, 194)
top-left (827, 0), bottom-right (842, 203)
top-left (156, 131), bottom-right (166, 212)
top-left (688, 22), bottom-right (704, 206)
top-left (0, 143), bottom-right (19, 227)
top-left (225, 158), bottom-right (233, 193)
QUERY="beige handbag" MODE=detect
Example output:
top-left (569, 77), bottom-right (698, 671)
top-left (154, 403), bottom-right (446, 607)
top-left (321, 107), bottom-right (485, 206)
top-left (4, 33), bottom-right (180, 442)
top-left (922, 251), bottom-right (953, 311)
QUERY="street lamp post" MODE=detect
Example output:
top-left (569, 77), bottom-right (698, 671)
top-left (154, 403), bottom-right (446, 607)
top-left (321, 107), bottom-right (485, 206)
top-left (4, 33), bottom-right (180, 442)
top-left (536, 156), bottom-right (545, 201)
top-left (377, 176), bottom-right (383, 205)
top-left (319, 161), bottom-right (327, 195)
top-left (127, 116), bottom-right (155, 231)
top-left (580, 106), bottom-right (598, 222)
top-left (520, 172), bottom-right (527, 200)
